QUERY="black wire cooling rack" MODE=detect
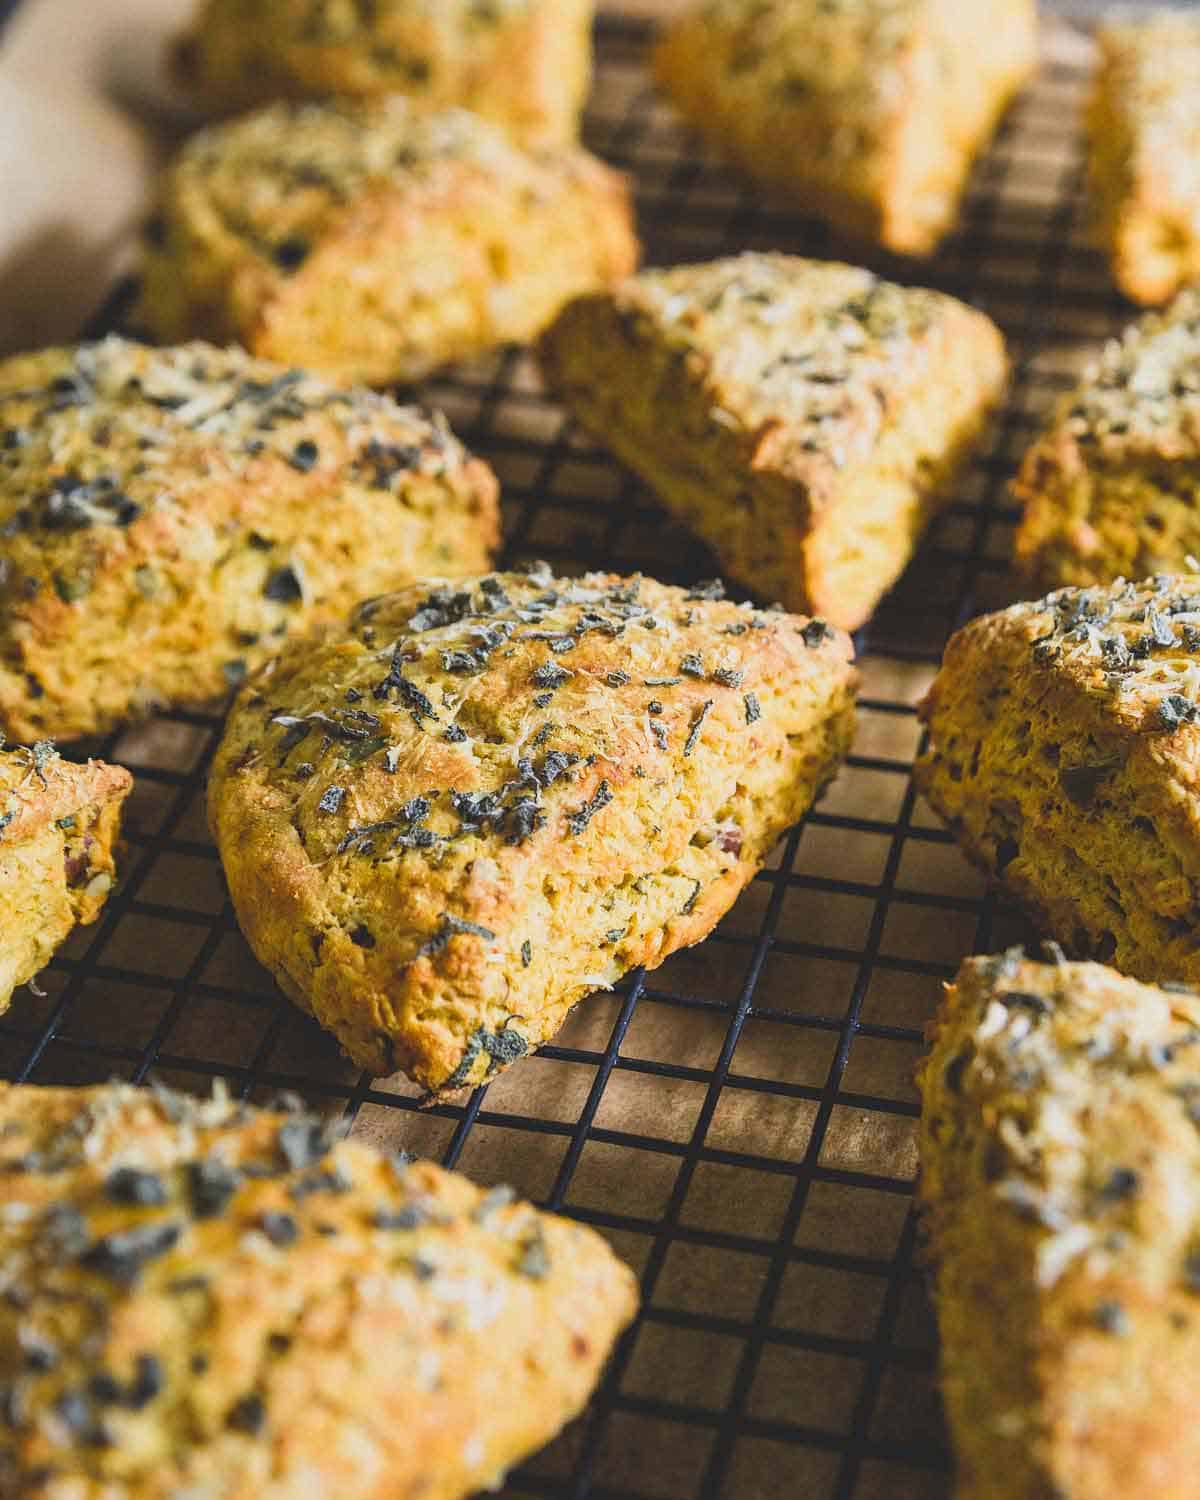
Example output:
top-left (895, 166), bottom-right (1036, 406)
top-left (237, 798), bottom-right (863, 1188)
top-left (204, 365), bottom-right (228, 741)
top-left (0, 12), bottom-right (1145, 1499)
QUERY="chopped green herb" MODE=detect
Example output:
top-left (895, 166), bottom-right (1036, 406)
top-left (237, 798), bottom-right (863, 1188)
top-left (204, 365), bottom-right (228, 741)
top-left (263, 565), bottom-right (303, 604)
top-left (317, 785), bottom-right (346, 815)
top-left (684, 700), bottom-right (714, 756)
top-left (566, 780), bottom-right (612, 835)
top-left (801, 620), bottom-right (835, 648)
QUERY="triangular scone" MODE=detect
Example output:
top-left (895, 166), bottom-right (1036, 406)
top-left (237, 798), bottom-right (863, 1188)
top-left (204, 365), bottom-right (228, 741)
top-left (654, 0), bottom-right (1036, 257)
top-left (0, 1081), bottom-right (637, 1497)
top-left (917, 574), bottom-right (1200, 985)
top-left (0, 338), bottom-right (499, 741)
top-left (0, 743), bottom-right (131, 1012)
top-left (540, 255), bottom-right (1008, 631)
top-left (173, 0), bottom-right (594, 149)
top-left (920, 953), bottom-right (1200, 1498)
top-left (209, 567), bottom-right (857, 1090)
top-left (1087, 11), bottom-right (1200, 307)
top-left (1015, 289), bottom-right (1200, 590)
top-left (137, 97), bottom-right (637, 386)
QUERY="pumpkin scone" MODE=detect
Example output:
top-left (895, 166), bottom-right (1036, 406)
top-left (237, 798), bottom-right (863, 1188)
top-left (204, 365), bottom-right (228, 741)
top-left (653, 0), bottom-right (1038, 257)
top-left (1014, 288), bottom-right (1200, 592)
top-left (917, 574), bottom-right (1200, 984)
top-left (919, 951), bottom-right (1200, 1499)
top-left (1088, 9), bottom-right (1200, 307)
top-left (0, 742), bottom-right (131, 1013)
top-left (137, 97), bottom-right (638, 386)
top-left (172, 0), bottom-right (595, 149)
top-left (0, 338), bottom-right (499, 742)
top-left (0, 1080), bottom-right (638, 1499)
top-left (209, 566), bottom-right (858, 1091)
top-left (540, 254), bottom-right (1008, 632)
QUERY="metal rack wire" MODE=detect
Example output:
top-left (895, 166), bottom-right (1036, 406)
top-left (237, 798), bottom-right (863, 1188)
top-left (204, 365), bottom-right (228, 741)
top-left (0, 14), bottom-right (1135, 1499)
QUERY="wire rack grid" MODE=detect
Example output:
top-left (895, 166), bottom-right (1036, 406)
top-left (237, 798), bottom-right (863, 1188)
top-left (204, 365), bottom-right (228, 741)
top-left (0, 13), bottom-right (1139, 1500)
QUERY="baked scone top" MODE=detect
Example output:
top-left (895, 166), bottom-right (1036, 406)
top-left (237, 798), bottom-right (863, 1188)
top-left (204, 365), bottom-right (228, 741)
top-left (0, 337), bottom-right (482, 608)
top-left (1048, 287), bottom-right (1200, 461)
top-left (662, 0), bottom-right (931, 122)
top-left (922, 948), bottom-right (1200, 1300)
top-left (947, 573), bottom-right (1200, 735)
top-left (219, 563), bottom-right (851, 871)
top-left (0, 741), bottom-right (131, 850)
top-left (167, 96), bottom-right (606, 278)
top-left (0, 1081), bottom-right (636, 1494)
top-left (603, 254), bottom-right (980, 476)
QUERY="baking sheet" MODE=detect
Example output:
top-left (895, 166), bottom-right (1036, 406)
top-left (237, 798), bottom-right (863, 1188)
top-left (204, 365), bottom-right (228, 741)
top-left (0, 7), bottom-right (1141, 1497)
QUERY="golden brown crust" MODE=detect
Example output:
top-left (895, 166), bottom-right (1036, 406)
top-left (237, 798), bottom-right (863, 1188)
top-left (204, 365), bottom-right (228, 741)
top-left (0, 338), bottom-right (499, 741)
top-left (653, 0), bottom-right (1037, 257)
top-left (919, 952), bottom-right (1200, 1499)
top-left (0, 743), bottom-right (131, 1011)
top-left (0, 1080), bottom-right (638, 1500)
top-left (1088, 10), bottom-right (1200, 308)
top-left (1014, 288), bottom-right (1200, 591)
top-left (172, 0), bottom-right (594, 148)
top-left (136, 98), bottom-right (639, 386)
top-left (540, 254), bottom-right (1009, 631)
top-left (917, 575), bottom-right (1200, 985)
top-left (208, 567), bottom-right (858, 1091)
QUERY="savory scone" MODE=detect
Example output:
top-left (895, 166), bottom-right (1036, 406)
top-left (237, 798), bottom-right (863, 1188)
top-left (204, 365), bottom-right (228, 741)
top-left (540, 255), bottom-right (1008, 632)
top-left (0, 742), bottom-right (131, 1013)
top-left (0, 1079), bottom-right (637, 1499)
top-left (917, 574), bottom-right (1200, 985)
top-left (653, 0), bottom-right (1038, 257)
top-left (919, 951), bottom-right (1200, 1499)
top-left (136, 97), bottom-right (638, 386)
top-left (1015, 288), bottom-right (1200, 592)
top-left (0, 337), bottom-right (499, 742)
top-left (1088, 10), bottom-right (1200, 307)
top-left (209, 566), bottom-right (858, 1091)
top-left (172, 0), bottom-right (595, 149)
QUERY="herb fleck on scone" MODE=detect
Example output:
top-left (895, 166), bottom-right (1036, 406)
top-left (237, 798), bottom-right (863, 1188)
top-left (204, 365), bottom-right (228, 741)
top-left (137, 97), bottom-right (638, 386)
top-left (0, 742), bottom-right (131, 1012)
top-left (654, 0), bottom-right (1037, 257)
top-left (208, 567), bottom-right (858, 1091)
top-left (173, 0), bottom-right (595, 149)
top-left (1015, 288), bottom-right (1200, 591)
top-left (917, 574), bottom-right (1200, 984)
top-left (0, 1080), bottom-right (637, 1498)
top-left (1088, 10), bottom-right (1200, 307)
top-left (920, 952), bottom-right (1200, 1498)
top-left (541, 254), bottom-right (1008, 632)
top-left (0, 338), bottom-right (499, 741)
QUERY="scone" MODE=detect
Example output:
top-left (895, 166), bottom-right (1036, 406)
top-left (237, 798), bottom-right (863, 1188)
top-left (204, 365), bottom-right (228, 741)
top-left (0, 743), bottom-right (131, 1012)
top-left (172, 0), bottom-right (595, 149)
top-left (209, 566), bottom-right (858, 1091)
top-left (917, 574), bottom-right (1200, 985)
top-left (0, 337), bottom-right (499, 741)
top-left (1015, 288), bottom-right (1200, 591)
top-left (540, 255), bottom-right (1008, 632)
top-left (0, 1080), bottom-right (638, 1499)
top-left (137, 97), bottom-right (638, 386)
top-left (919, 951), bottom-right (1200, 1499)
top-left (1088, 10), bottom-right (1200, 307)
top-left (653, 0), bottom-right (1038, 257)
